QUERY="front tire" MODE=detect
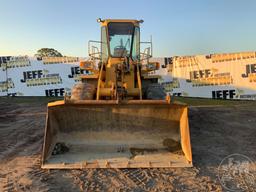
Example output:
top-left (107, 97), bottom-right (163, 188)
top-left (145, 83), bottom-right (166, 99)
top-left (70, 82), bottom-right (95, 100)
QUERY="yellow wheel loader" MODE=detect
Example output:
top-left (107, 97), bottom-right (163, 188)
top-left (41, 19), bottom-right (192, 169)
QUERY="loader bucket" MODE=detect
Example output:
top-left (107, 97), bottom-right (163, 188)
top-left (41, 100), bottom-right (192, 169)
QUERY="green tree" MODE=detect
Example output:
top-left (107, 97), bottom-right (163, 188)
top-left (35, 48), bottom-right (63, 57)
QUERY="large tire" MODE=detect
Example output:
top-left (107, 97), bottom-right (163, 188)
top-left (145, 83), bottom-right (166, 99)
top-left (70, 82), bottom-right (95, 100)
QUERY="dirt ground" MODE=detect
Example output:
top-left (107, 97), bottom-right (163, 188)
top-left (0, 97), bottom-right (255, 192)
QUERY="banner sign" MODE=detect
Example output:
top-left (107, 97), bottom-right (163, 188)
top-left (162, 52), bottom-right (256, 100)
top-left (0, 52), bottom-right (256, 100)
top-left (0, 56), bottom-right (87, 97)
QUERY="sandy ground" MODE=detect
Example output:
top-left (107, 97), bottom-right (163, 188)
top-left (0, 97), bottom-right (255, 192)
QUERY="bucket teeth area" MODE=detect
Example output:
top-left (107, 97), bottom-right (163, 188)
top-left (42, 102), bottom-right (192, 168)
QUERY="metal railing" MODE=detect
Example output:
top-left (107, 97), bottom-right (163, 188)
top-left (88, 40), bottom-right (102, 60)
top-left (140, 36), bottom-right (153, 61)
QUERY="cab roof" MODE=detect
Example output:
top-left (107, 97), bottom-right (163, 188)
top-left (98, 19), bottom-right (143, 27)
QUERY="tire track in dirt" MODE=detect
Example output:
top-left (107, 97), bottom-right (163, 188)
top-left (120, 168), bottom-right (176, 191)
top-left (121, 169), bottom-right (149, 190)
top-left (25, 158), bottom-right (60, 192)
top-left (0, 102), bottom-right (60, 192)
top-left (0, 155), bottom-right (76, 192)
top-left (0, 119), bottom-right (44, 161)
top-left (65, 169), bottom-right (136, 191)
top-left (1, 172), bottom-right (14, 192)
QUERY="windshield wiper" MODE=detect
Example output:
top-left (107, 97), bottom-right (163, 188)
top-left (120, 38), bottom-right (131, 58)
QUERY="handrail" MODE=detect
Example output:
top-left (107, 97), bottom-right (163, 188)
top-left (88, 40), bottom-right (102, 60)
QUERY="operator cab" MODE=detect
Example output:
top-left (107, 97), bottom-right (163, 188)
top-left (99, 19), bottom-right (142, 62)
top-left (108, 22), bottom-right (134, 57)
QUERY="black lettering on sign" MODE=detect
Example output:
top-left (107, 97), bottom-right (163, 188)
top-left (7, 93), bottom-right (17, 97)
top-left (68, 67), bottom-right (88, 78)
top-left (164, 58), bottom-right (170, 65)
top-left (45, 88), bottom-right (65, 97)
top-left (212, 90), bottom-right (236, 99)
top-left (173, 93), bottom-right (182, 97)
top-left (190, 69), bottom-right (212, 80)
top-left (0, 56), bottom-right (11, 66)
top-left (241, 64), bottom-right (256, 78)
top-left (20, 70), bottom-right (43, 82)
top-left (163, 57), bottom-right (172, 68)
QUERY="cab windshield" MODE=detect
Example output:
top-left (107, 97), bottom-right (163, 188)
top-left (108, 22), bottom-right (134, 57)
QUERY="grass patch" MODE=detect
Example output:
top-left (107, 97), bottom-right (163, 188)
top-left (0, 96), bottom-right (62, 104)
top-left (173, 96), bottom-right (256, 106)
top-left (0, 96), bottom-right (255, 107)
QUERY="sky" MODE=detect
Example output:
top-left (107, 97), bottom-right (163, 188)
top-left (0, 0), bottom-right (256, 57)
